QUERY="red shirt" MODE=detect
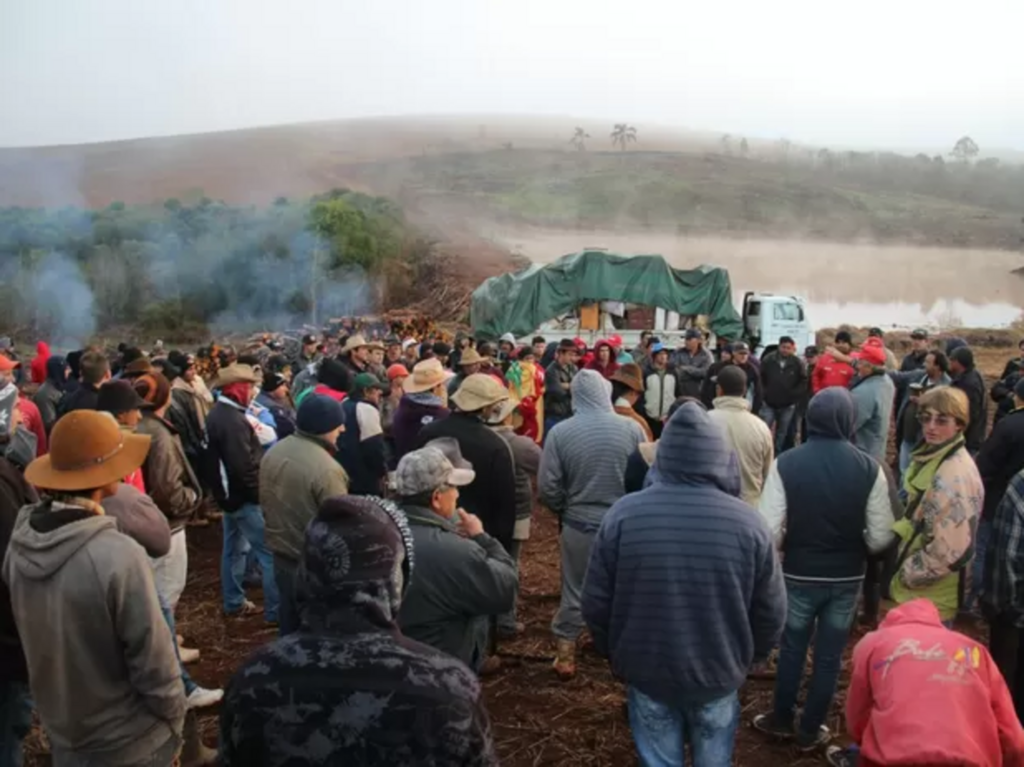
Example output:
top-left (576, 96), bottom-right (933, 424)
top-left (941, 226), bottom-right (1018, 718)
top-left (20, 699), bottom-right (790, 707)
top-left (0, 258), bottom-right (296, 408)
top-left (15, 397), bottom-right (47, 457)
top-left (847, 600), bottom-right (1024, 767)
top-left (812, 352), bottom-right (854, 393)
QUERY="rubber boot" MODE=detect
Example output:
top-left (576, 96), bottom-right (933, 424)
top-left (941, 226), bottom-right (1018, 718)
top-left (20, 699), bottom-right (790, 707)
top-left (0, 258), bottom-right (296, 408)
top-left (180, 710), bottom-right (218, 766)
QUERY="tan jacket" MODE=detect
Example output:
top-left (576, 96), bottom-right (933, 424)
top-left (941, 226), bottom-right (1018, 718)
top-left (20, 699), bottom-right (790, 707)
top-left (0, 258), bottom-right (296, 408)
top-left (260, 432), bottom-right (350, 562)
top-left (615, 399), bottom-right (654, 441)
top-left (136, 414), bottom-right (201, 531)
top-left (708, 396), bottom-right (774, 506)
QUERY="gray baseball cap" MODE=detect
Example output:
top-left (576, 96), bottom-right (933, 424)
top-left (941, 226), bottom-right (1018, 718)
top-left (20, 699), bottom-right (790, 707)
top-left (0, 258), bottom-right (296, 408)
top-left (395, 444), bottom-right (475, 496)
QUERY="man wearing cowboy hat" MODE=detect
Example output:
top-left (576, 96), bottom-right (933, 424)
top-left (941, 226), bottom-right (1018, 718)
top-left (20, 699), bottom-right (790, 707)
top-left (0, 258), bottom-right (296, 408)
top-left (391, 359), bottom-right (454, 461)
top-left (610, 363), bottom-right (654, 441)
top-left (339, 335), bottom-right (384, 378)
top-left (416, 374), bottom-right (517, 552)
top-left (206, 363), bottom-right (280, 624)
top-left (3, 411), bottom-right (186, 765)
top-left (447, 347), bottom-right (485, 396)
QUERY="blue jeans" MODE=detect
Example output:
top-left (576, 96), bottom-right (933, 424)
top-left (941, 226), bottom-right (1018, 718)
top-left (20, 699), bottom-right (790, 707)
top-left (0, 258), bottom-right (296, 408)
top-left (222, 504), bottom-right (279, 622)
top-left (628, 686), bottom-right (739, 767)
top-left (773, 579), bottom-right (860, 741)
top-left (760, 404), bottom-right (796, 455)
top-left (0, 680), bottom-right (32, 767)
top-left (274, 556), bottom-right (301, 637)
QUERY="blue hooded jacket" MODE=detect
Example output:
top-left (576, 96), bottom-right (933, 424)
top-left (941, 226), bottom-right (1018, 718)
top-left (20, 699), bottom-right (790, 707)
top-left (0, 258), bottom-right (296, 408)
top-left (581, 403), bottom-right (786, 705)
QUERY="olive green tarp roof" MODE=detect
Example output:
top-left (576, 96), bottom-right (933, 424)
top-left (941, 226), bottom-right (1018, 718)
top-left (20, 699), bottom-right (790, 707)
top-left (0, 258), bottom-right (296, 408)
top-left (470, 251), bottom-right (744, 340)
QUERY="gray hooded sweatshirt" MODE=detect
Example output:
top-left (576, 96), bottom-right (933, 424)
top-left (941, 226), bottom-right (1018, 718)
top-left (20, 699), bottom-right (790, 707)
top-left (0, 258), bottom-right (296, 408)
top-left (2, 501), bottom-right (185, 764)
top-left (539, 370), bottom-right (645, 532)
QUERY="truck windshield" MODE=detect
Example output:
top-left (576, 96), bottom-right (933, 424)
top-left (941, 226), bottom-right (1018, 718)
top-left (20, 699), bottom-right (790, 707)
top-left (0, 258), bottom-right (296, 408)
top-left (773, 302), bottom-right (804, 322)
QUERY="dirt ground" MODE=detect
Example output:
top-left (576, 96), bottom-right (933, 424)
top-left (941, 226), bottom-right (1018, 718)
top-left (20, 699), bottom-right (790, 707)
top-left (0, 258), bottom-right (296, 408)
top-left (22, 346), bottom-right (1013, 767)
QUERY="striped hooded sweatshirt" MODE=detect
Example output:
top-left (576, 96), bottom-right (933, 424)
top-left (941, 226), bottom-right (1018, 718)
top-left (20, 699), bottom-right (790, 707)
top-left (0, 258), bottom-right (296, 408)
top-left (582, 403), bottom-right (786, 705)
top-left (539, 370), bottom-right (645, 533)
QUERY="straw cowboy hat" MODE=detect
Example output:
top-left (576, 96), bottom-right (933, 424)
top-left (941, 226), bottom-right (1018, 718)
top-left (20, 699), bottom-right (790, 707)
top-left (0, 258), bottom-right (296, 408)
top-left (211, 363), bottom-right (259, 391)
top-left (452, 373), bottom-right (510, 413)
top-left (610, 363), bottom-right (646, 393)
top-left (457, 348), bottom-right (485, 366)
top-left (341, 335), bottom-right (384, 355)
top-left (25, 410), bottom-right (151, 492)
top-left (485, 390), bottom-right (522, 425)
top-left (403, 358), bottom-right (455, 394)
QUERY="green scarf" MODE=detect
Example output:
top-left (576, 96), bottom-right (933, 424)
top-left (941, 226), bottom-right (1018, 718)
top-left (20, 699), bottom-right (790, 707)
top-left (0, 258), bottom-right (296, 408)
top-left (901, 433), bottom-right (965, 515)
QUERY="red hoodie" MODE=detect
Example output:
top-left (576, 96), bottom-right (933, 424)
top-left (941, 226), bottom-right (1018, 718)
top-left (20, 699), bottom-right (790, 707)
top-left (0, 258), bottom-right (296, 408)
top-left (847, 599), bottom-right (1024, 767)
top-left (812, 351), bottom-right (854, 393)
top-left (29, 341), bottom-right (50, 385)
top-left (585, 341), bottom-right (620, 380)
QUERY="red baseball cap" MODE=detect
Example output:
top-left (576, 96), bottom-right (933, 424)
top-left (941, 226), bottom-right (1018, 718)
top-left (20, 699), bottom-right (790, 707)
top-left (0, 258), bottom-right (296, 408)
top-left (608, 334), bottom-right (624, 349)
top-left (0, 355), bottom-right (20, 373)
top-left (853, 343), bottom-right (886, 367)
top-left (386, 363), bottom-right (410, 381)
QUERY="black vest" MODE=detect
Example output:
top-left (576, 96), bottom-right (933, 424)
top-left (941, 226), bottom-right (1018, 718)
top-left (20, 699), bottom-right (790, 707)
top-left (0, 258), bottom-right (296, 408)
top-left (777, 437), bottom-right (878, 581)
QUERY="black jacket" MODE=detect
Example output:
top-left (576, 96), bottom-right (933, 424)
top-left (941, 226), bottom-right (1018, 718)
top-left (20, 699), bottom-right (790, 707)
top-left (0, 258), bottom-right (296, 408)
top-left (338, 397), bottom-right (388, 496)
top-left (759, 352), bottom-right (807, 409)
top-left (415, 413), bottom-right (518, 551)
top-left (701, 360), bottom-right (764, 414)
top-left (952, 368), bottom-right (987, 453)
top-left (0, 455), bottom-right (37, 682)
top-left (206, 399), bottom-right (262, 513)
top-left (544, 362), bottom-right (576, 419)
top-left (399, 505), bottom-right (517, 670)
top-left (975, 408), bottom-right (1024, 521)
top-left (57, 382), bottom-right (100, 416)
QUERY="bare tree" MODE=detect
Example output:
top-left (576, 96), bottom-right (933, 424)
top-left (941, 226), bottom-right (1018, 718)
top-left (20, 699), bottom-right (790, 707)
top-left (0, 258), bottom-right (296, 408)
top-left (719, 133), bottom-right (732, 155)
top-left (739, 137), bottom-right (749, 157)
top-left (950, 136), bottom-right (980, 164)
top-left (570, 127), bottom-right (591, 151)
top-left (776, 138), bottom-right (793, 162)
top-left (611, 124), bottom-right (638, 151)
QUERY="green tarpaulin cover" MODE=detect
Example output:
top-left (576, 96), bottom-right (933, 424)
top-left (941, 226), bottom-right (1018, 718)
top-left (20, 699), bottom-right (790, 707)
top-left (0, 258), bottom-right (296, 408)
top-left (471, 251), bottom-right (744, 340)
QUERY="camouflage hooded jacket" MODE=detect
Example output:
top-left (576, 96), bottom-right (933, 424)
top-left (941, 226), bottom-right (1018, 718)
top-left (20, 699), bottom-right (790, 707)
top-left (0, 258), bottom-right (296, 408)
top-left (220, 495), bottom-right (498, 766)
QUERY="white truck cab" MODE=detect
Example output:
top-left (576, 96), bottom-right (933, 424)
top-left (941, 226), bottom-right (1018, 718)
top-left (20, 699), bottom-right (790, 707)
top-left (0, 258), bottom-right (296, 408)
top-left (741, 292), bottom-right (816, 356)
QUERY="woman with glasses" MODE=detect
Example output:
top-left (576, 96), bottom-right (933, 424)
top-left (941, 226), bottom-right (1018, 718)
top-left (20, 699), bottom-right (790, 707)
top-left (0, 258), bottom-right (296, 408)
top-left (890, 386), bottom-right (983, 626)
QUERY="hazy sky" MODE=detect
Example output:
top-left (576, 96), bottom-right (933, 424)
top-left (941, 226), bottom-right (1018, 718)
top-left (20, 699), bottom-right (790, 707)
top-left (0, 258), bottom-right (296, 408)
top-left (2, 0), bottom-right (1021, 150)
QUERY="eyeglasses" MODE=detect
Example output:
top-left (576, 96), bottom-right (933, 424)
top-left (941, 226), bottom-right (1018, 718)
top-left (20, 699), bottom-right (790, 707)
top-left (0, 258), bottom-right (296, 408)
top-left (917, 413), bottom-right (956, 427)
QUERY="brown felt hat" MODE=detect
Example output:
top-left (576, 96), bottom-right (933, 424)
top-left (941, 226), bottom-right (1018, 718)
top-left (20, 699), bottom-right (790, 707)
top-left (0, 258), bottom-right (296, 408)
top-left (210, 363), bottom-right (259, 390)
top-left (133, 372), bottom-right (171, 411)
top-left (123, 357), bottom-right (154, 378)
top-left (25, 410), bottom-right (151, 491)
top-left (610, 363), bottom-right (645, 393)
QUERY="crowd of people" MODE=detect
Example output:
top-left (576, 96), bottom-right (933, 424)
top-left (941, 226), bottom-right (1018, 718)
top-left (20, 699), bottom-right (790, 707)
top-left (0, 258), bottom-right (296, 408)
top-left (2, 324), bottom-right (1024, 766)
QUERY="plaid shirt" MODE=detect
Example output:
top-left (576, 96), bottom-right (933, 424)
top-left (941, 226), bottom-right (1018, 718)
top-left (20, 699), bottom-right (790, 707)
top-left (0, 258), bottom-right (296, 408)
top-left (984, 468), bottom-right (1024, 626)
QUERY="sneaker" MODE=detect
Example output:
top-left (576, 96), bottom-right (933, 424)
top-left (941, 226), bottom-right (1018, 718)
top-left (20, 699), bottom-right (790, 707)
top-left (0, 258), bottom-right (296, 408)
top-left (187, 686), bottom-right (225, 710)
top-left (552, 639), bottom-right (577, 680)
top-left (226, 600), bottom-right (262, 618)
top-left (751, 713), bottom-right (795, 739)
top-left (497, 622), bottom-right (525, 639)
top-left (178, 646), bottom-right (201, 664)
top-left (796, 724), bottom-right (831, 751)
top-left (826, 745), bottom-right (858, 767)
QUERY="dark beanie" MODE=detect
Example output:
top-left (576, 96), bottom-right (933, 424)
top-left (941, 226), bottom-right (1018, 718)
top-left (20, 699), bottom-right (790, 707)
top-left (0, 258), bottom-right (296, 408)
top-left (950, 346), bottom-right (974, 370)
top-left (318, 358), bottom-right (351, 392)
top-left (262, 372), bottom-right (287, 392)
top-left (297, 393), bottom-right (345, 435)
top-left (1014, 377), bottom-right (1024, 401)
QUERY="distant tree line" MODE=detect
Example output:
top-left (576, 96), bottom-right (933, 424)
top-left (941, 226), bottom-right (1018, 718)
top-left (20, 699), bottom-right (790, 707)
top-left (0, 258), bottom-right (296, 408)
top-left (0, 189), bottom-right (415, 342)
